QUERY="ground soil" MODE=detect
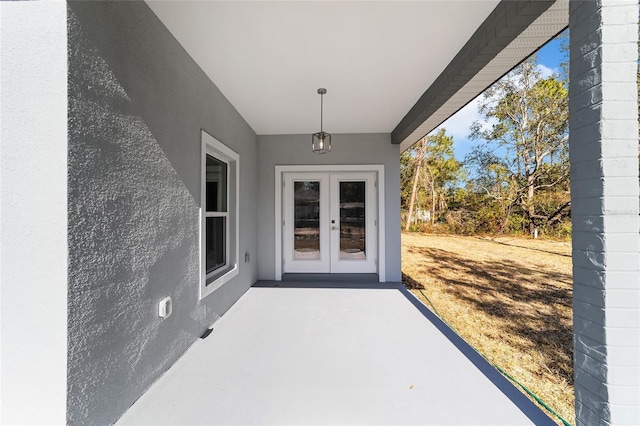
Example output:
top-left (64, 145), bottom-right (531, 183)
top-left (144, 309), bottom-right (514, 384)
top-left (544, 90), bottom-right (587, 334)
top-left (402, 233), bottom-right (574, 425)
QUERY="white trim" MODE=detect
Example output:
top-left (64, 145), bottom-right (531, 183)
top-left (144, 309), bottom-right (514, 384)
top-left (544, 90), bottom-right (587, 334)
top-left (275, 167), bottom-right (283, 280)
top-left (329, 173), bottom-right (377, 273)
top-left (200, 130), bottom-right (240, 300)
top-left (282, 173), bottom-right (331, 273)
top-left (275, 164), bottom-right (386, 281)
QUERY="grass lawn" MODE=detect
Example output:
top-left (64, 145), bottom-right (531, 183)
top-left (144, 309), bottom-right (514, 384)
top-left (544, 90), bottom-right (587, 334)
top-left (402, 232), bottom-right (574, 425)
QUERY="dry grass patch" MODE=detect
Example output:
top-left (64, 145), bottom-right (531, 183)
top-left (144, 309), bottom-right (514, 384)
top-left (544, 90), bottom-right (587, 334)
top-left (402, 233), bottom-right (573, 425)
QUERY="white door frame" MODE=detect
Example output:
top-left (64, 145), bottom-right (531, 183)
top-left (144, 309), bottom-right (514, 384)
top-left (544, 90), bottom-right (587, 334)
top-left (282, 172), bottom-right (331, 273)
top-left (329, 173), bottom-right (377, 273)
top-left (275, 164), bottom-right (386, 281)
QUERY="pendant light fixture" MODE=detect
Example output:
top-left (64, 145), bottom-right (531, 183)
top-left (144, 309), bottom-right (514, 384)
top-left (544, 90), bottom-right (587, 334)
top-left (312, 88), bottom-right (331, 154)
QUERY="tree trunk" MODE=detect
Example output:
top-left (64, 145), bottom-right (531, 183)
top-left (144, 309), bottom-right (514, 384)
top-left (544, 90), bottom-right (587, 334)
top-left (431, 176), bottom-right (436, 226)
top-left (527, 173), bottom-right (535, 235)
top-left (405, 162), bottom-right (421, 231)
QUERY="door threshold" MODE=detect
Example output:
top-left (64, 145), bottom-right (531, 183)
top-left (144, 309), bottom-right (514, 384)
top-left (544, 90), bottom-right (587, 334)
top-left (281, 273), bottom-right (379, 283)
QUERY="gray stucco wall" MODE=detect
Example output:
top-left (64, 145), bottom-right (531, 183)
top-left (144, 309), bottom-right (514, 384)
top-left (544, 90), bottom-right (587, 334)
top-left (256, 134), bottom-right (401, 282)
top-left (67, 2), bottom-right (257, 424)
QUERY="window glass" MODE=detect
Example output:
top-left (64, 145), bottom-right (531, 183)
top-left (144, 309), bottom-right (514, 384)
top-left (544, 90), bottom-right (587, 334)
top-left (206, 216), bottom-right (226, 274)
top-left (294, 181), bottom-right (321, 259)
top-left (339, 181), bottom-right (366, 259)
top-left (206, 155), bottom-right (227, 212)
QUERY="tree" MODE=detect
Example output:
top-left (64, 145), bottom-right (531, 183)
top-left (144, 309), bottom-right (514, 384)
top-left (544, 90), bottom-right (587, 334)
top-left (468, 56), bottom-right (570, 235)
top-left (403, 129), bottom-right (462, 230)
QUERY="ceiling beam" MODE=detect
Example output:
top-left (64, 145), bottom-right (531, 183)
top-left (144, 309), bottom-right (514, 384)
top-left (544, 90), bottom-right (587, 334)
top-left (391, 0), bottom-right (560, 148)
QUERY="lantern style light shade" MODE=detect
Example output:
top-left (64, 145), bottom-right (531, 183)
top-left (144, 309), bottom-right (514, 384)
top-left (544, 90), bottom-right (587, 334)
top-left (312, 88), bottom-right (331, 154)
top-left (312, 131), bottom-right (331, 154)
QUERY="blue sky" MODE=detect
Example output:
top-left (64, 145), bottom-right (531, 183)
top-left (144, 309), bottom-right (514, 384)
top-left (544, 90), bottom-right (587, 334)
top-left (432, 31), bottom-right (568, 162)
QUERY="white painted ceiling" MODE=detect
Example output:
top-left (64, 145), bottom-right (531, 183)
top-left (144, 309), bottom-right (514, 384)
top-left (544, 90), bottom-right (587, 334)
top-left (146, 1), bottom-right (500, 136)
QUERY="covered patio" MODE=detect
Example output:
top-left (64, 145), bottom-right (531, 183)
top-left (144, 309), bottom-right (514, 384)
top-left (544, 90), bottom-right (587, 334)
top-left (2, 0), bottom-right (638, 425)
top-left (118, 280), bottom-right (553, 425)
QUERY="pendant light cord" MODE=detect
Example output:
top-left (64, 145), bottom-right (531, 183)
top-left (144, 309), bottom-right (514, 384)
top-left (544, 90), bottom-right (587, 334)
top-left (320, 93), bottom-right (324, 133)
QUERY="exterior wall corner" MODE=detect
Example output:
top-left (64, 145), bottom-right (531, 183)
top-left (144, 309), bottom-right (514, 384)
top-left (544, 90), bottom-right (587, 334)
top-left (569, 1), bottom-right (640, 424)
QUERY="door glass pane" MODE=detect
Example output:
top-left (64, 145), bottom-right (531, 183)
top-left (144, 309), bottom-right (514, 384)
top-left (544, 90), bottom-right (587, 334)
top-left (206, 216), bottom-right (226, 274)
top-left (294, 181), bottom-right (320, 259)
top-left (339, 181), bottom-right (366, 259)
top-left (206, 155), bottom-right (227, 212)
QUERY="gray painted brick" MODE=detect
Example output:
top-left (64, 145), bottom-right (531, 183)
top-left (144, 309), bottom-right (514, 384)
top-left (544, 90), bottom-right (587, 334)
top-left (576, 367), bottom-right (610, 400)
top-left (569, 19), bottom-right (602, 51)
top-left (575, 384), bottom-right (611, 420)
top-left (569, 157), bottom-right (603, 180)
top-left (569, 134), bottom-right (603, 164)
top-left (575, 340), bottom-right (607, 375)
top-left (571, 44), bottom-right (602, 75)
top-left (573, 282), bottom-right (606, 307)
top-left (569, 65), bottom-right (602, 95)
top-left (575, 300), bottom-right (607, 326)
top-left (572, 159), bottom-right (638, 180)
top-left (572, 231), bottom-right (607, 252)
top-left (572, 265), bottom-right (606, 288)
top-left (569, 177), bottom-right (604, 199)
top-left (569, 104), bottom-right (603, 133)
top-left (573, 313), bottom-right (608, 344)
top-left (570, 81), bottom-right (604, 110)
top-left (572, 197), bottom-right (608, 215)
top-left (576, 400), bottom-right (609, 426)
top-left (573, 267), bottom-right (640, 291)
top-left (572, 176), bottom-right (640, 199)
top-left (575, 313), bottom-right (640, 349)
top-left (575, 401), bottom-right (611, 426)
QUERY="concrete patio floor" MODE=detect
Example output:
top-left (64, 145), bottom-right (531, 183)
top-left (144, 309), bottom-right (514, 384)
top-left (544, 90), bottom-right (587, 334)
top-left (117, 281), bottom-right (555, 425)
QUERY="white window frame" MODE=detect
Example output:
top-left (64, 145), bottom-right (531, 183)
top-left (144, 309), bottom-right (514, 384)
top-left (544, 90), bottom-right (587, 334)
top-left (200, 130), bottom-right (239, 300)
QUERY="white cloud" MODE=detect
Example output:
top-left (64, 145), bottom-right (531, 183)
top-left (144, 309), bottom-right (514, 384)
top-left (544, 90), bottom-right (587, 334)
top-left (428, 96), bottom-right (491, 161)
top-left (432, 94), bottom-right (498, 141)
top-left (432, 96), bottom-right (483, 141)
top-left (537, 63), bottom-right (557, 79)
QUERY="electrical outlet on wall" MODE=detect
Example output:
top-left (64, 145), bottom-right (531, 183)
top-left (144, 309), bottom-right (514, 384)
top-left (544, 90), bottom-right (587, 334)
top-left (158, 296), bottom-right (172, 319)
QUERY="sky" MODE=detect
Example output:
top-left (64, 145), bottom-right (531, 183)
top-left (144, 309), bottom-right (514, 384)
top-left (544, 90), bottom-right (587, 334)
top-left (431, 32), bottom-right (568, 163)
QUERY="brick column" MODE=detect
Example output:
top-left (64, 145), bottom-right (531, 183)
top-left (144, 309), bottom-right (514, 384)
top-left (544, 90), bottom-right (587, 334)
top-left (569, 1), bottom-right (640, 425)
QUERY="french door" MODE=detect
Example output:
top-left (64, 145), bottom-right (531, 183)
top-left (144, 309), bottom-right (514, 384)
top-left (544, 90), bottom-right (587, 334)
top-left (282, 172), bottom-right (377, 274)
